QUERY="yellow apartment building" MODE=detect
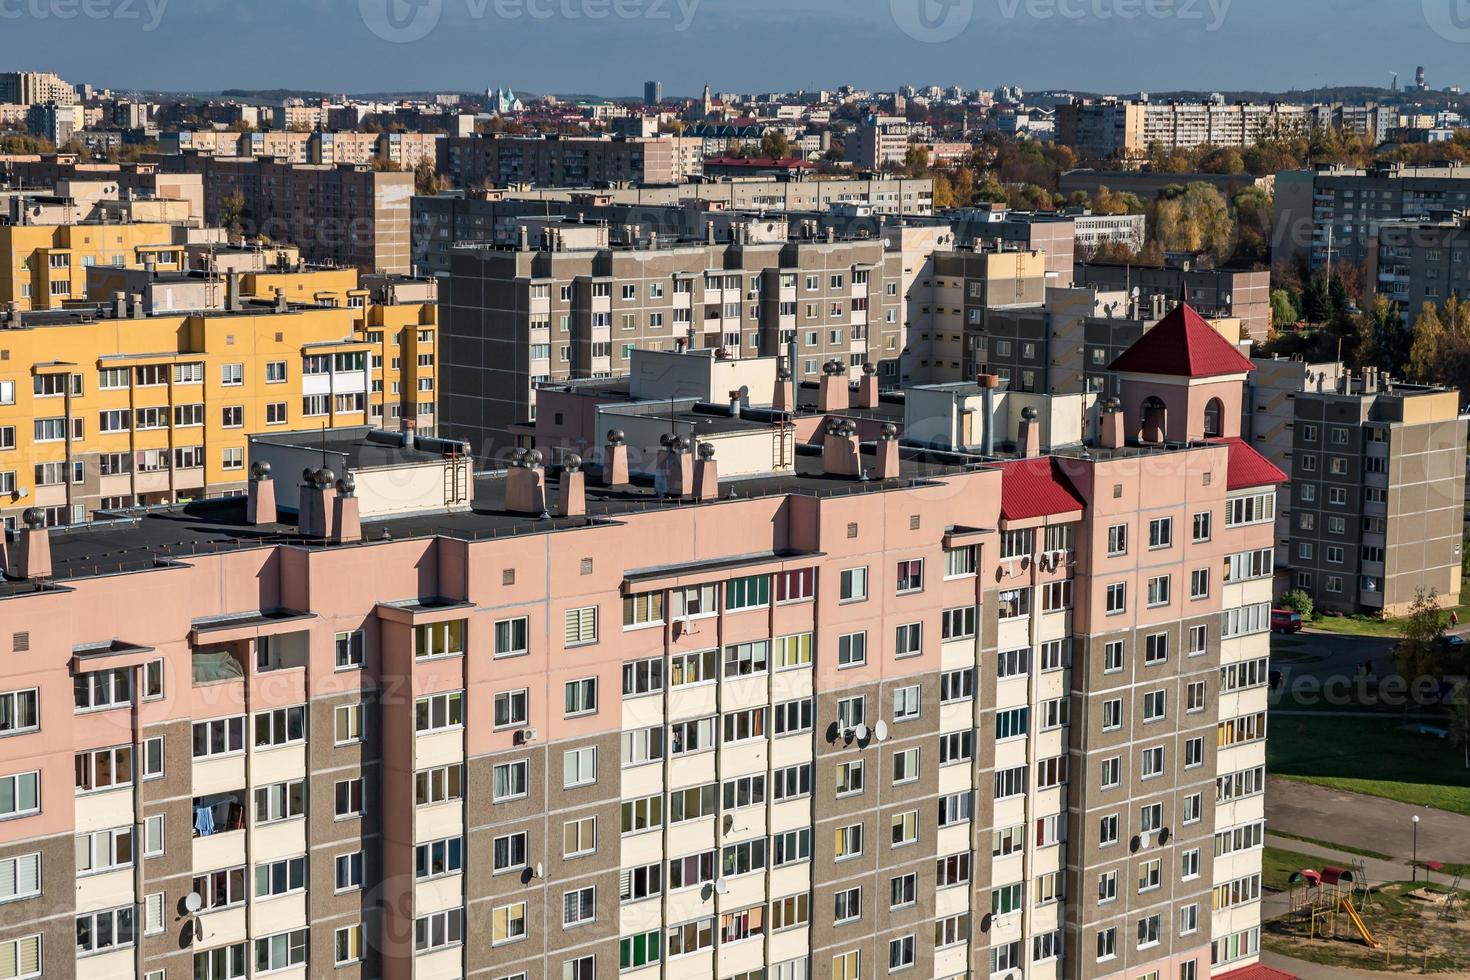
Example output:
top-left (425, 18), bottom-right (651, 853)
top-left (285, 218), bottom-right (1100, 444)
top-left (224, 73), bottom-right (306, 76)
top-left (0, 220), bottom-right (187, 311)
top-left (0, 293), bottom-right (437, 528)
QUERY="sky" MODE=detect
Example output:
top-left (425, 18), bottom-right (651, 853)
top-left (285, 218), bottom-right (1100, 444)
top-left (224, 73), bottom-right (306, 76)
top-left (5, 0), bottom-right (1468, 98)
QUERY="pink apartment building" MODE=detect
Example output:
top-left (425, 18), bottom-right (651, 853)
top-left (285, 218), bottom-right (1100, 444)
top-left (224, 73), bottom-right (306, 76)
top-left (0, 307), bottom-right (1284, 980)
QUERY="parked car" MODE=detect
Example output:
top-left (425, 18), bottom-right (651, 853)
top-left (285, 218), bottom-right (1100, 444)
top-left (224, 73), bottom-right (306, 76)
top-left (1271, 609), bottom-right (1303, 633)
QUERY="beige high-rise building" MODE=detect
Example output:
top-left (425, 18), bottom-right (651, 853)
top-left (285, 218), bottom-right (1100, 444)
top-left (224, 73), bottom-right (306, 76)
top-left (0, 70), bottom-right (77, 106)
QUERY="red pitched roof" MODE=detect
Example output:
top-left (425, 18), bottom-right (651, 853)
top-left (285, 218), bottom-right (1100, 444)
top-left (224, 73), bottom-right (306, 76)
top-left (1213, 965), bottom-right (1296, 980)
top-left (1214, 437), bottom-right (1289, 490)
top-left (995, 457), bottom-right (1086, 522)
top-left (1108, 302), bottom-right (1256, 378)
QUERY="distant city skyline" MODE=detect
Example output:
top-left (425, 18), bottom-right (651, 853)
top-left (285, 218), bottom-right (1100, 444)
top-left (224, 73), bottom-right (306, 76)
top-left (4, 0), bottom-right (1465, 99)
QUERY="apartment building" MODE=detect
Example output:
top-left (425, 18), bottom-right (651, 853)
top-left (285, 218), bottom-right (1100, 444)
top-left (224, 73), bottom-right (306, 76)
top-left (0, 159), bottom-right (207, 220)
top-left (848, 116), bottom-right (911, 170)
top-left (0, 70), bottom-right (77, 106)
top-left (1073, 262), bottom-right (1271, 344)
top-left (440, 223), bottom-right (903, 457)
top-left (0, 195), bottom-right (202, 311)
top-left (156, 132), bottom-right (445, 171)
top-left (1284, 370), bottom-right (1467, 616)
top-left (0, 276), bottom-right (437, 528)
top-left (439, 134), bottom-right (705, 189)
top-left (1366, 210), bottom-right (1470, 321)
top-left (907, 247), bottom-right (1051, 384)
top-left (153, 156), bottom-right (416, 273)
top-left (1273, 162), bottom-right (1470, 273)
top-left (412, 180), bottom-right (939, 275)
top-left (0, 316), bottom-right (1279, 980)
top-left (1056, 99), bottom-right (1306, 159)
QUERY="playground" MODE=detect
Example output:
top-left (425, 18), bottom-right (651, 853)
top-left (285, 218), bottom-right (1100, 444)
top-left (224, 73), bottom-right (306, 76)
top-left (1264, 854), bottom-right (1470, 973)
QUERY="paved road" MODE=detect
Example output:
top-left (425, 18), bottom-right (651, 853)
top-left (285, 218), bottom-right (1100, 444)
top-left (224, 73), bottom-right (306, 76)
top-left (1259, 948), bottom-right (1470, 979)
top-left (1266, 778), bottom-right (1470, 867)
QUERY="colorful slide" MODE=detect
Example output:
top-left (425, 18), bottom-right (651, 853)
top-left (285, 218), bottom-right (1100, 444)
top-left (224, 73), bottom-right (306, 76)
top-left (1339, 897), bottom-right (1382, 949)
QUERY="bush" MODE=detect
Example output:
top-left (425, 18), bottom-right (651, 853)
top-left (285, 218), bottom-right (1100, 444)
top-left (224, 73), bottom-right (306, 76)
top-left (1280, 589), bottom-right (1314, 619)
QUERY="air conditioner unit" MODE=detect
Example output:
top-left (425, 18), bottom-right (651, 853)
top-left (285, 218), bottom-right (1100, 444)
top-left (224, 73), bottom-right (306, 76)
top-left (519, 728), bottom-right (538, 743)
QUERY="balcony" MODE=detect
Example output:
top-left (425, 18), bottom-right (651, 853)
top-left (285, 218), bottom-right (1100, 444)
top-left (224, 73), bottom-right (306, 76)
top-left (192, 645), bottom-right (246, 686)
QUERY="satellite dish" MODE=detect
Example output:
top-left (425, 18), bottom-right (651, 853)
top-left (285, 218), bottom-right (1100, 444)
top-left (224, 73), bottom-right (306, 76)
top-left (1131, 286), bottom-right (1141, 298)
top-left (980, 912), bottom-right (994, 932)
top-left (826, 721), bottom-right (841, 743)
top-left (1129, 835), bottom-right (1142, 854)
top-left (534, 862), bottom-right (544, 879)
top-left (1158, 827), bottom-right (1171, 846)
top-left (722, 814), bottom-right (735, 834)
top-left (713, 878), bottom-right (728, 895)
top-left (853, 723), bottom-right (869, 741)
top-left (184, 892), bottom-right (203, 914)
top-left (875, 720), bottom-right (889, 742)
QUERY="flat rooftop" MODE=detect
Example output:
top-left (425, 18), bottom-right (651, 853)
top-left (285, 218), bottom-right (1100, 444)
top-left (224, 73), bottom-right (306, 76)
top-left (251, 428), bottom-right (455, 470)
top-left (0, 446), bottom-right (985, 599)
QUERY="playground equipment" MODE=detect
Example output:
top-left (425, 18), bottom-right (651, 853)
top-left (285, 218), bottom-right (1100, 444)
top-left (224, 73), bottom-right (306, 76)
top-left (1287, 865), bottom-right (1381, 949)
top-left (1440, 872), bottom-right (1463, 922)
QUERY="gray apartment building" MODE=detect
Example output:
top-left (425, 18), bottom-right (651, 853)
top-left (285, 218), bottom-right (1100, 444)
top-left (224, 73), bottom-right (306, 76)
top-left (439, 133), bottom-right (706, 189)
top-left (441, 221), bottom-right (903, 456)
top-left (1274, 162), bottom-right (1470, 275)
top-left (1073, 260), bottom-right (1272, 343)
top-left (154, 155), bottom-right (415, 273)
top-left (1369, 209), bottom-right (1470, 322)
top-left (1285, 372), bottom-right (1466, 616)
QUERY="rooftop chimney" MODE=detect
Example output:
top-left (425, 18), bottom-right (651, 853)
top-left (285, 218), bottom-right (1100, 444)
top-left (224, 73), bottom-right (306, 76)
top-left (1018, 406), bottom-right (1041, 458)
top-left (856, 362), bottom-right (879, 409)
top-left (331, 475), bottom-right (361, 544)
top-left (817, 359), bottom-right (850, 412)
top-left (772, 366), bottom-right (794, 412)
top-left (977, 373), bottom-right (1001, 455)
top-left (298, 467), bottom-right (339, 540)
top-left (505, 449), bottom-right (548, 515)
top-left (14, 509), bottom-right (51, 581)
top-left (822, 419), bottom-right (862, 478)
top-left (728, 389), bottom-right (742, 418)
top-left (246, 460), bottom-right (277, 525)
top-left (274, 288), bottom-right (288, 313)
top-left (555, 454), bottom-right (587, 517)
top-left (656, 435), bottom-right (694, 497)
top-left (1098, 397), bottom-right (1125, 450)
top-left (602, 430), bottom-right (629, 487)
top-left (694, 443), bottom-right (720, 501)
top-left (873, 423), bottom-right (901, 480)
top-left (225, 271), bottom-right (242, 312)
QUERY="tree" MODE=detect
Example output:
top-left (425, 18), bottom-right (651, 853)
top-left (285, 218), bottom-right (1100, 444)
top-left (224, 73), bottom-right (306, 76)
top-left (902, 144), bottom-right (930, 178)
top-left (759, 129), bottom-right (790, 160)
top-left (414, 158), bottom-right (448, 196)
top-left (1353, 295), bottom-right (1408, 375)
top-left (1270, 289), bottom-right (1299, 331)
top-left (973, 175), bottom-right (1008, 204)
top-left (1406, 301), bottom-right (1447, 384)
top-left (1231, 186), bottom-right (1274, 261)
top-left (1149, 183), bottom-right (1232, 263)
top-left (1394, 589), bottom-right (1448, 694)
top-left (217, 191), bottom-right (246, 235)
top-left (950, 167), bottom-right (974, 207)
top-left (1198, 146), bottom-right (1245, 175)
top-left (1280, 589), bottom-right (1314, 619)
top-left (1301, 275), bottom-right (1332, 324)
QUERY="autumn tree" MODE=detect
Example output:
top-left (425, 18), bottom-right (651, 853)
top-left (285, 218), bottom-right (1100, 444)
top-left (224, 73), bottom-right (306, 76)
top-left (1149, 183), bottom-right (1232, 263)
top-left (759, 129), bottom-right (790, 160)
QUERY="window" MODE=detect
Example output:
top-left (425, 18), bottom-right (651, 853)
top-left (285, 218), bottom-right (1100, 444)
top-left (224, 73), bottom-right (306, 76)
top-left (1225, 491), bottom-right (1274, 527)
top-left (837, 631), bottom-right (867, 667)
top-left (194, 944), bottom-right (246, 980)
top-left (415, 764), bottom-right (462, 806)
top-left (1149, 517), bottom-right (1173, 549)
top-left (334, 778), bottom-right (364, 818)
top-left (1191, 568), bottom-right (1210, 600)
top-left (415, 692), bottom-right (463, 733)
top-left (76, 906), bottom-right (135, 954)
top-left (1147, 575), bottom-right (1171, 607)
top-left (1144, 690), bottom-right (1167, 723)
top-left (936, 852), bottom-right (971, 887)
top-left (1100, 757), bottom-right (1121, 789)
top-left (1142, 745), bottom-right (1165, 779)
top-left (335, 925), bottom-right (363, 966)
top-left (414, 909), bottom-right (463, 952)
top-left (888, 935), bottom-right (915, 972)
top-left (74, 667), bottom-right (132, 711)
top-left (997, 647), bottom-right (1030, 679)
top-left (935, 607), bottom-right (976, 645)
top-left (1103, 640), bottom-right (1124, 673)
top-left (838, 566), bottom-right (869, 602)
top-left (1106, 582), bottom-right (1126, 614)
top-left (563, 746), bottom-right (598, 788)
top-left (335, 851), bottom-right (364, 890)
top-left (1097, 927), bottom-right (1118, 961)
top-left (253, 706), bottom-right (305, 748)
top-left (1107, 523), bottom-right (1128, 556)
top-left (333, 704), bottom-right (364, 744)
top-left (255, 856), bottom-right (307, 898)
top-left (773, 632), bottom-right (812, 670)
top-left (334, 630), bottom-right (364, 669)
top-left (563, 886), bottom-right (597, 927)
top-left (1145, 632), bottom-right (1169, 665)
top-left (492, 760), bottom-right (528, 801)
top-left (76, 827), bottom-right (133, 875)
top-left (891, 811), bottom-right (918, 846)
top-left (1100, 813), bottom-right (1119, 846)
top-left (945, 545), bottom-right (977, 578)
top-left (75, 745), bottom-right (132, 792)
top-left (834, 823), bottom-right (864, 861)
top-left (672, 583), bottom-right (717, 619)
top-left (940, 667), bottom-right (974, 703)
top-left (724, 641), bottom-right (769, 677)
top-left (491, 832), bottom-right (525, 874)
top-left (777, 568), bottom-right (815, 602)
top-left (622, 657), bottom-right (663, 698)
top-left (895, 558), bottom-right (924, 593)
top-left (565, 678), bottom-right (597, 717)
top-left (1193, 510), bottom-right (1213, 542)
top-left (894, 623), bottom-right (922, 659)
top-left (0, 689), bottom-right (39, 736)
top-left (622, 590), bottom-right (664, 628)
top-left (835, 760), bottom-right (865, 798)
top-left (415, 620), bottom-right (464, 660)
top-left (0, 852), bottom-right (41, 903)
top-left (564, 606), bottom-right (598, 646)
top-left (997, 588), bottom-right (1031, 619)
top-left (726, 574), bottom-right (770, 610)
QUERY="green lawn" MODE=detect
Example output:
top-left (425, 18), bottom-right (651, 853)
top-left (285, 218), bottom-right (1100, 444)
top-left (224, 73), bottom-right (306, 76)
top-left (1303, 616), bottom-right (1410, 638)
top-left (1267, 714), bottom-right (1470, 816)
top-left (1269, 831), bottom-right (1392, 862)
top-left (1263, 845), bottom-right (1329, 892)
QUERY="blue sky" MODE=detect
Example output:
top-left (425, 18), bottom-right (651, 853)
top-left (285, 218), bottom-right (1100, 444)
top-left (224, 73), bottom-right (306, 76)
top-left (6, 0), bottom-right (1466, 97)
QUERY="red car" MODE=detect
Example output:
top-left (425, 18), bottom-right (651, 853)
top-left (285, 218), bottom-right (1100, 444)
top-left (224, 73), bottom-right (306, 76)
top-left (1271, 609), bottom-right (1303, 633)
